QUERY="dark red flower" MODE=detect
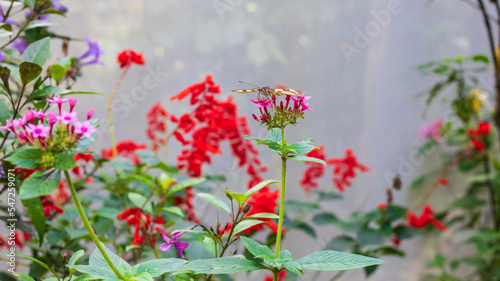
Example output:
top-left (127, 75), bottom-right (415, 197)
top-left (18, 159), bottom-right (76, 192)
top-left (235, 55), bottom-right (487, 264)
top-left (41, 195), bottom-right (64, 218)
top-left (146, 102), bottom-right (169, 151)
top-left (468, 121), bottom-right (490, 151)
top-left (299, 146), bottom-right (326, 193)
top-left (391, 235), bottom-right (401, 247)
top-left (407, 204), bottom-right (446, 231)
top-left (116, 207), bottom-right (164, 245)
top-left (117, 49), bottom-right (145, 69)
top-left (74, 153), bottom-right (93, 163)
top-left (438, 178), bottom-right (448, 186)
top-left (326, 149), bottom-right (370, 192)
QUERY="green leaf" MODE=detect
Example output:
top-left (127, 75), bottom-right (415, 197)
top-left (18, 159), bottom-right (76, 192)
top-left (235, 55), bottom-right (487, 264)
top-left (67, 265), bottom-right (116, 279)
top-left (16, 253), bottom-right (61, 279)
top-left (128, 193), bottom-right (153, 214)
top-left (225, 189), bottom-right (247, 205)
top-left (471, 54), bottom-right (490, 64)
top-left (325, 236), bottom-right (357, 251)
top-left (232, 220), bottom-right (266, 238)
top-left (0, 99), bottom-right (13, 125)
top-left (197, 193), bottom-right (231, 214)
top-left (357, 226), bottom-right (387, 247)
top-left (19, 62), bottom-right (43, 85)
top-left (315, 190), bottom-right (343, 201)
top-left (285, 200), bottom-right (319, 213)
top-left (287, 142), bottom-right (317, 155)
top-left (54, 152), bottom-right (77, 171)
top-left (13, 273), bottom-right (35, 281)
top-left (178, 256), bottom-right (266, 274)
top-left (312, 213), bottom-right (338, 225)
top-left (60, 90), bottom-right (104, 97)
top-left (40, 8), bottom-right (67, 17)
top-left (22, 197), bottom-right (46, 245)
top-left (68, 249), bottom-right (85, 274)
top-left (6, 146), bottom-right (42, 169)
top-left (202, 236), bottom-right (220, 257)
top-left (170, 177), bottom-right (206, 194)
top-left (240, 237), bottom-right (274, 259)
top-left (22, 37), bottom-right (50, 66)
top-left (386, 205), bottom-right (407, 221)
top-left (89, 241), bottom-right (131, 272)
top-left (24, 0), bottom-right (35, 8)
top-left (296, 251), bottom-right (385, 271)
top-left (132, 259), bottom-right (187, 277)
top-left (28, 85), bottom-right (66, 101)
top-left (162, 206), bottom-right (185, 217)
top-left (244, 213), bottom-right (279, 220)
top-left (0, 66), bottom-right (11, 89)
top-left (286, 155), bottom-right (326, 165)
top-left (129, 174), bottom-right (156, 189)
top-left (265, 128), bottom-right (282, 143)
top-left (19, 170), bottom-right (61, 199)
top-left (245, 179), bottom-right (280, 198)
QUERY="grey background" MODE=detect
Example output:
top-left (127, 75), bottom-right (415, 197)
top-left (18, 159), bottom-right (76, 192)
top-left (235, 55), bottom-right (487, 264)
top-left (50, 0), bottom-right (490, 280)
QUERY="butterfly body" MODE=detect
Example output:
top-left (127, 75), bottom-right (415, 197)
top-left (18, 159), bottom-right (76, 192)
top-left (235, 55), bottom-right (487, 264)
top-left (232, 86), bottom-right (303, 97)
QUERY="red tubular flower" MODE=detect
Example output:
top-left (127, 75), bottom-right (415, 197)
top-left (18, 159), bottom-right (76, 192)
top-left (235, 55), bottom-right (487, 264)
top-left (264, 270), bottom-right (286, 281)
top-left (468, 121), bottom-right (490, 151)
top-left (407, 204), bottom-right (446, 231)
top-left (101, 140), bottom-right (147, 165)
top-left (299, 146), bottom-right (326, 193)
top-left (116, 207), bottom-right (164, 245)
top-left (41, 195), bottom-right (64, 217)
top-left (438, 178), bottom-right (448, 186)
top-left (74, 153), bottom-right (92, 162)
top-left (326, 149), bottom-right (370, 192)
top-left (244, 186), bottom-right (280, 233)
top-left (117, 49), bottom-right (145, 69)
top-left (377, 203), bottom-right (387, 210)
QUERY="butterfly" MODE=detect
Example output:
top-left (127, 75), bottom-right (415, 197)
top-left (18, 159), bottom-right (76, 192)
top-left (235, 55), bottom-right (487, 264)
top-left (232, 82), bottom-right (303, 98)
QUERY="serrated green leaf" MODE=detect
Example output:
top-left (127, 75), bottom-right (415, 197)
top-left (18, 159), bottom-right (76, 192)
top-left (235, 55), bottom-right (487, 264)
top-left (19, 170), bottom-right (61, 199)
top-left (240, 237), bottom-right (274, 259)
top-left (287, 142), bottom-right (317, 155)
top-left (170, 177), bottom-right (206, 194)
top-left (178, 256), bottom-right (266, 274)
top-left (265, 128), bottom-right (282, 143)
top-left (286, 155), bottom-right (326, 165)
top-left (19, 61), bottom-right (42, 85)
top-left (296, 251), bottom-right (384, 271)
top-left (197, 193), bottom-right (230, 213)
top-left (132, 259), bottom-right (187, 277)
top-left (6, 146), bottom-right (42, 169)
top-left (202, 236), bottom-right (220, 257)
top-left (22, 37), bottom-right (50, 66)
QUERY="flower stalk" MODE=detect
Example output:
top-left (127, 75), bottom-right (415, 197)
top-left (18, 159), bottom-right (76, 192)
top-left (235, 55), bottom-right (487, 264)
top-left (64, 171), bottom-right (128, 281)
top-left (274, 126), bottom-right (286, 261)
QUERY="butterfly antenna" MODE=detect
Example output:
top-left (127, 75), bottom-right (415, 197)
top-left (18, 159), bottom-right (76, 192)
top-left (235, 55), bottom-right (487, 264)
top-left (238, 81), bottom-right (260, 88)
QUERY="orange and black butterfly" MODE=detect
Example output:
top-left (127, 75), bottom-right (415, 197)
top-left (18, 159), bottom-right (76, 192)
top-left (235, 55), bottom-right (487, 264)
top-left (232, 82), bottom-right (303, 98)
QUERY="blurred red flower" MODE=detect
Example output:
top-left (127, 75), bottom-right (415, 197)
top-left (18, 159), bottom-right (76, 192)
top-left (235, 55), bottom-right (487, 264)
top-left (326, 149), bottom-right (370, 192)
top-left (116, 207), bottom-right (164, 245)
top-left (299, 146), bottom-right (326, 193)
top-left (101, 140), bottom-right (147, 165)
top-left (407, 204), bottom-right (446, 231)
top-left (117, 49), bottom-right (145, 69)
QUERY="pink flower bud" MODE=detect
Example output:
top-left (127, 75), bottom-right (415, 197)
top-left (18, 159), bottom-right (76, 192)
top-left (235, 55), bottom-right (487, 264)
top-left (26, 110), bottom-right (35, 122)
top-left (87, 108), bottom-right (93, 120)
top-left (69, 98), bottom-right (77, 112)
top-left (47, 112), bottom-right (57, 125)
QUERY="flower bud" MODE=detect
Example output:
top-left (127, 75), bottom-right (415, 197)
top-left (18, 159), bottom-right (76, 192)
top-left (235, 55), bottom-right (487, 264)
top-left (87, 108), bottom-right (94, 120)
top-left (26, 110), bottom-right (35, 122)
top-left (243, 204), bottom-right (251, 214)
top-left (69, 98), bottom-right (77, 112)
top-left (47, 112), bottom-right (57, 125)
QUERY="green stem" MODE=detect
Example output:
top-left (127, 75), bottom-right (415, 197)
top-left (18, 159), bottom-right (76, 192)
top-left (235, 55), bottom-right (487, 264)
top-left (274, 126), bottom-right (286, 259)
top-left (63, 171), bottom-right (127, 281)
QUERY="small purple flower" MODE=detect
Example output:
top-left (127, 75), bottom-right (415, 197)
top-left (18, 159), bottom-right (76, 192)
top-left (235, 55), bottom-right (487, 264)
top-left (250, 97), bottom-right (272, 108)
top-left (57, 110), bottom-right (78, 125)
top-left (12, 38), bottom-right (28, 55)
top-left (159, 228), bottom-right (192, 259)
top-left (0, 8), bottom-right (20, 27)
top-left (77, 38), bottom-right (104, 67)
top-left (74, 121), bottom-right (96, 138)
top-left (26, 123), bottom-right (50, 138)
top-left (0, 50), bottom-right (5, 62)
top-left (0, 165), bottom-right (4, 178)
top-left (52, 0), bottom-right (68, 13)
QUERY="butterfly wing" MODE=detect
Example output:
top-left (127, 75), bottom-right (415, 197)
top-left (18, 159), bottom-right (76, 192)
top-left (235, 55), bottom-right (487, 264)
top-left (232, 88), bottom-right (261, 93)
top-left (273, 88), bottom-right (303, 97)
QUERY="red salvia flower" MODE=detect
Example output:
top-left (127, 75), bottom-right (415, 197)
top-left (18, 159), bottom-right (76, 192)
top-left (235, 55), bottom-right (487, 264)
top-left (116, 207), bottom-right (164, 245)
top-left (117, 49), bottom-right (145, 69)
top-left (407, 204), bottom-right (446, 231)
top-left (146, 102), bottom-right (169, 151)
top-left (468, 121), bottom-right (490, 151)
top-left (101, 140), bottom-right (147, 165)
top-left (326, 149), bottom-right (370, 192)
top-left (299, 146), bottom-right (326, 193)
top-left (264, 270), bottom-right (286, 281)
top-left (41, 195), bottom-right (64, 217)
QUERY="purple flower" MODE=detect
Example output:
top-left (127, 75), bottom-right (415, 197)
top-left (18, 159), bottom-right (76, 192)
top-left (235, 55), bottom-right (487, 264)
top-left (0, 8), bottom-right (20, 27)
top-left (0, 165), bottom-right (4, 178)
top-left (0, 50), bottom-right (5, 62)
top-left (159, 228), bottom-right (191, 258)
top-left (12, 38), bottom-right (28, 55)
top-left (77, 38), bottom-right (104, 67)
top-left (52, 0), bottom-right (68, 13)
top-left (74, 121), bottom-right (96, 138)
top-left (250, 97), bottom-right (272, 108)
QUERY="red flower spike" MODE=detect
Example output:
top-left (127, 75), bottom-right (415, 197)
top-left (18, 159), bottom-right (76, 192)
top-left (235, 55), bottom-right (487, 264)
top-left (146, 102), bottom-right (169, 151)
top-left (468, 121), bottom-right (490, 152)
top-left (326, 149), bottom-right (370, 192)
top-left (299, 146), bottom-right (326, 193)
top-left (116, 207), bottom-right (164, 245)
top-left (101, 140), bottom-right (147, 165)
top-left (117, 49), bottom-right (145, 69)
top-left (264, 270), bottom-right (287, 281)
top-left (407, 204), bottom-right (447, 231)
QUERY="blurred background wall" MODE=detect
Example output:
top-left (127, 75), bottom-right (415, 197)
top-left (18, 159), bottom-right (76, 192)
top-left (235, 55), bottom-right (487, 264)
top-left (54, 0), bottom-right (490, 280)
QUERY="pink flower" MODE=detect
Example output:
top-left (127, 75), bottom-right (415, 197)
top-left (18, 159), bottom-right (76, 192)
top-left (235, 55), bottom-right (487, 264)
top-left (47, 113), bottom-right (57, 125)
top-left (57, 111), bottom-right (78, 125)
top-left (301, 102), bottom-right (313, 112)
top-left (69, 98), bottom-right (77, 112)
top-left (74, 121), bottom-right (96, 138)
top-left (251, 98), bottom-right (272, 108)
top-left (26, 124), bottom-right (50, 139)
top-left (33, 110), bottom-right (45, 119)
top-left (0, 120), bottom-right (13, 130)
top-left (420, 119), bottom-right (443, 142)
top-left (46, 96), bottom-right (69, 104)
top-left (87, 108), bottom-right (94, 120)
top-left (12, 117), bottom-right (27, 127)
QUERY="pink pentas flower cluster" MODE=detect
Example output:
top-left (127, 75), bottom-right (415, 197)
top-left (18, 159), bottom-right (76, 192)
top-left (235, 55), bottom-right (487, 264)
top-left (251, 93), bottom-right (312, 129)
top-left (0, 96), bottom-right (96, 151)
top-left (420, 119), bottom-right (444, 142)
